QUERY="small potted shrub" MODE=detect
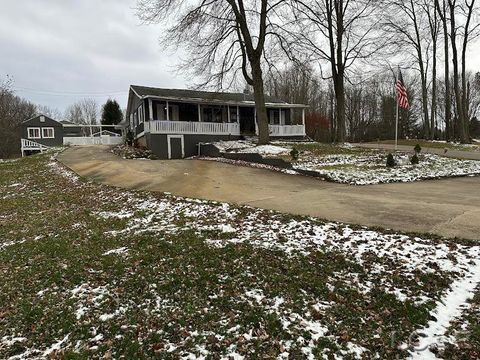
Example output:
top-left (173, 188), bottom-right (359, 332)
top-left (414, 144), bottom-right (422, 154)
top-left (290, 147), bottom-right (299, 161)
top-left (386, 153), bottom-right (396, 168)
top-left (410, 153), bottom-right (419, 165)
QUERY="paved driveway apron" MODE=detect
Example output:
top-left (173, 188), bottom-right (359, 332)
top-left (58, 146), bottom-right (480, 241)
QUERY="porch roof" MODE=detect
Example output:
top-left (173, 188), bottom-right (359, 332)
top-left (130, 85), bottom-right (308, 109)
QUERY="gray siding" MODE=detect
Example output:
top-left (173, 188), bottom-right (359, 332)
top-left (21, 115), bottom-right (64, 147)
top-left (146, 133), bottom-right (241, 159)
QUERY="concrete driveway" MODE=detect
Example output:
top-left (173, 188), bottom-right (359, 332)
top-left (58, 146), bottom-right (480, 241)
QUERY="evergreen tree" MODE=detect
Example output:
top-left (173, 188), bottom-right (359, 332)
top-left (101, 99), bottom-right (123, 125)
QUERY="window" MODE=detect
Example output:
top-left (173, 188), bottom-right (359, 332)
top-left (201, 105), bottom-right (226, 123)
top-left (40, 115), bottom-right (45, 122)
top-left (229, 106), bottom-right (239, 123)
top-left (269, 109), bottom-right (280, 125)
top-left (155, 102), bottom-right (178, 121)
top-left (138, 105), bottom-right (144, 124)
top-left (42, 127), bottom-right (54, 138)
top-left (27, 127), bottom-right (41, 139)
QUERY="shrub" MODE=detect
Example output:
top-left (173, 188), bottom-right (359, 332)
top-left (290, 147), bottom-right (299, 161)
top-left (126, 130), bottom-right (134, 146)
top-left (386, 153), bottom-right (396, 168)
top-left (410, 153), bottom-right (419, 165)
top-left (414, 144), bottom-right (422, 154)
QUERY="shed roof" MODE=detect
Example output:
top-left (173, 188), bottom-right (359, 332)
top-left (22, 114), bottom-right (62, 125)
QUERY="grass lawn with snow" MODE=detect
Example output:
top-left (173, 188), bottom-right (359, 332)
top-left (293, 152), bottom-right (480, 185)
top-left (1, 151), bottom-right (479, 359)
top-left (207, 141), bottom-right (480, 185)
top-left (372, 139), bottom-right (480, 152)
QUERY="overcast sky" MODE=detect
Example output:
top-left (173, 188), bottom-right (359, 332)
top-left (1, 1), bottom-right (479, 114)
top-left (0, 0), bottom-right (188, 113)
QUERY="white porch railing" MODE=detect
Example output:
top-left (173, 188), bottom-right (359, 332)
top-left (266, 125), bottom-right (306, 137)
top-left (147, 120), bottom-right (241, 135)
top-left (21, 138), bottom-right (49, 157)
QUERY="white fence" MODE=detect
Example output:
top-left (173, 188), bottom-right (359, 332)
top-left (63, 136), bottom-right (124, 146)
top-left (147, 121), bottom-right (241, 135)
top-left (267, 125), bottom-right (306, 137)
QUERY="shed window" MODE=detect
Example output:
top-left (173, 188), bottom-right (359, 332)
top-left (42, 127), bottom-right (55, 138)
top-left (27, 127), bottom-right (41, 139)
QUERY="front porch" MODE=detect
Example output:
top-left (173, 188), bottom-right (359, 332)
top-left (135, 98), bottom-right (306, 138)
top-left (143, 121), bottom-right (306, 137)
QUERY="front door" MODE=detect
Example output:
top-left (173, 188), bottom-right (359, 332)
top-left (239, 107), bottom-right (255, 135)
top-left (168, 135), bottom-right (184, 159)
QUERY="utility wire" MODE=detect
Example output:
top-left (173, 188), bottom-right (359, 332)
top-left (13, 86), bottom-right (127, 97)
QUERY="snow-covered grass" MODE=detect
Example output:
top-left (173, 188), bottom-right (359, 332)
top-left (212, 140), bottom-right (291, 156)
top-left (375, 139), bottom-right (480, 152)
top-left (207, 140), bottom-right (480, 185)
top-left (1, 152), bottom-right (479, 359)
top-left (294, 152), bottom-right (480, 185)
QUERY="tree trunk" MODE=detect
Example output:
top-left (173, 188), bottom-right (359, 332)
top-left (461, 5), bottom-right (473, 142)
top-left (334, 74), bottom-right (346, 143)
top-left (431, 44), bottom-right (437, 139)
top-left (251, 61), bottom-right (270, 145)
top-left (449, 4), bottom-right (467, 143)
top-left (443, 18), bottom-right (451, 141)
top-left (420, 68), bottom-right (430, 139)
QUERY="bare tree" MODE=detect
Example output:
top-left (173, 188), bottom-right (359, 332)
top-left (64, 98), bottom-right (99, 136)
top-left (423, 0), bottom-right (441, 138)
top-left (292, 0), bottom-right (383, 143)
top-left (64, 99), bottom-right (98, 125)
top-left (446, 0), bottom-right (479, 142)
top-left (36, 104), bottom-right (63, 120)
top-left (435, 0), bottom-right (452, 140)
top-left (384, 0), bottom-right (433, 139)
top-left (136, 0), bottom-right (293, 145)
top-left (65, 103), bottom-right (83, 124)
top-left (0, 77), bottom-right (36, 158)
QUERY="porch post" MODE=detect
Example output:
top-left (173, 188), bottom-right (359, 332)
top-left (302, 108), bottom-right (306, 136)
top-left (227, 105), bottom-right (231, 123)
top-left (149, 99), bottom-right (153, 121)
top-left (198, 104), bottom-right (202, 122)
top-left (166, 101), bottom-right (170, 121)
top-left (237, 106), bottom-right (239, 123)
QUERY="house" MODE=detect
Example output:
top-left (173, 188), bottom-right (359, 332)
top-left (126, 85), bottom-right (309, 159)
top-left (20, 115), bottom-right (124, 156)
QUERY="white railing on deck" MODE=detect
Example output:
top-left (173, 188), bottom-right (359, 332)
top-left (148, 120), bottom-right (241, 135)
top-left (21, 138), bottom-right (49, 157)
top-left (21, 138), bottom-right (49, 150)
top-left (267, 124), bottom-right (305, 137)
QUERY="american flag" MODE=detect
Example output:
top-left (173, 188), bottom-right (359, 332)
top-left (395, 70), bottom-right (410, 110)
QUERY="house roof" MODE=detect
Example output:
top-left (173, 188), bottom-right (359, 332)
top-left (22, 114), bottom-right (62, 125)
top-left (128, 85), bottom-right (308, 111)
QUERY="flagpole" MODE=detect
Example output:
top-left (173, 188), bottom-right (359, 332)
top-left (395, 96), bottom-right (399, 151)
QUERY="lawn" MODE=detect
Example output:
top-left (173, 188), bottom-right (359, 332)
top-left (371, 139), bottom-right (480, 152)
top-left (1, 151), bottom-right (479, 359)
top-left (204, 141), bottom-right (480, 185)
